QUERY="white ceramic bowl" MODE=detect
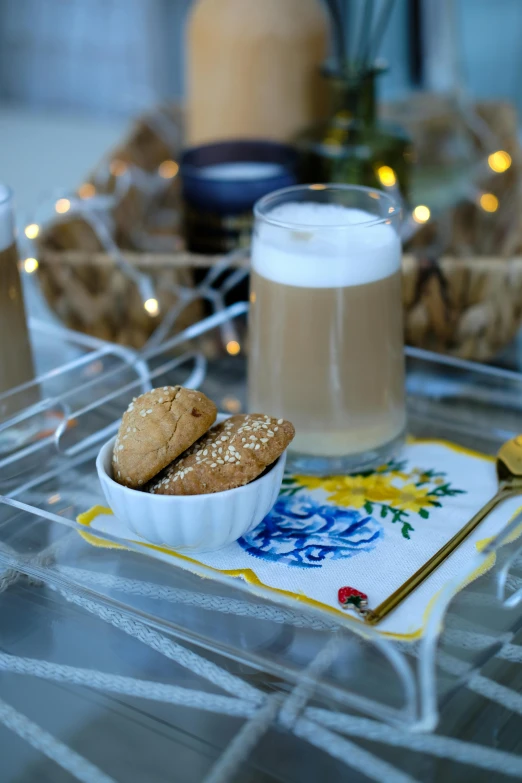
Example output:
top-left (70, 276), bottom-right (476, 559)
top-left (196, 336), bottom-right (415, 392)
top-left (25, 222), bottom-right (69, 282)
top-left (96, 436), bottom-right (286, 553)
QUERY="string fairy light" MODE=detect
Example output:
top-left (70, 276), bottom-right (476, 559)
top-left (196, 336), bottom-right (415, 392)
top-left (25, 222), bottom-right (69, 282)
top-left (110, 159), bottom-right (128, 177)
top-left (377, 165), bottom-right (396, 187)
top-left (488, 150), bottom-right (511, 173)
top-left (158, 160), bottom-right (179, 179)
top-left (144, 298), bottom-right (160, 316)
top-left (24, 223), bottom-right (39, 239)
top-left (23, 257), bottom-right (39, 274)
top-left (412, 205), bottom-right (430, 223)
top-left (55, 198), bottom-right (71, 214)
top-left (226, 340), bottom-right (240, 356)
top-left (78, 183), bottom-right (96, 199)
top-left (479, 192), bottom-right (499, 213)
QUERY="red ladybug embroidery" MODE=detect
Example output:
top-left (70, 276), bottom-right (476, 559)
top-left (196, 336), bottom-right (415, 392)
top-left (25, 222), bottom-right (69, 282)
top-left (338, 586), bottom-right (368, 609)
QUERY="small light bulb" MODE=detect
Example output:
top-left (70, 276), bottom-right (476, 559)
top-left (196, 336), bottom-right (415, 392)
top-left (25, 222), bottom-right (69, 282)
top-left (144, 298), bottom-right (160, 316)
top-left (78, 182), bottom-right (96, 199)
top-left (309, 184), bottom-right (327, 191)
top-left (488, 150), bottom-right (511, 173)
top-left (110, 159), bottom-right (128, 177)
top-left (222, 396), bottom-right (241, 413)
top-left (377, 165), bottom-right (397, 187)
top-left (226, 340), bottom-right (240, 356)
top-left (55, 198), bottom-right (71, 214)
top-left (479, 193), bottom-right (499, 213)
top-left (24, 223), bottom-right (39, 239)
top-left (24, 257), bottom-right (39, 274)
top-left (412, 205), bottom-right (430, 223)
top-left (158, 160), bottom-right (179, 179)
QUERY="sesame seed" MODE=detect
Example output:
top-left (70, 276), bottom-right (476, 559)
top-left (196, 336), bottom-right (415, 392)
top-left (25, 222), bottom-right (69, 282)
top-left (138, 480), bottom-right (143, 485)
top-left (217, 459), bottom-right (224, 464)
top-left (118, 445), bottom-right (124, 451)
top-left (277, 419), bottom-right (283, 424)
top-left (147, 408), bottom-right (152, 414)
top-left (218, 447), bottom-right (222, 454)
top-left (261, 438), bottom-right (268, 443)
top-left (267, 431), bottom-right (274, 437)
top-left (127, 427), bottom-right (131, 432)
top-left (159, 397), bottom-right (163, 403)
top-left (203, 450), bottom-right (208, 456)
top-left (118, 471), bottom-right (121, 477)
top-left (255, 444), bottom-right (260, 450)
top-left (211, 463), bottom-right (217, 468)
top-left (274, 427), bottom-right (278, 432)
top-left (140, 410), bottom-right (146, 417)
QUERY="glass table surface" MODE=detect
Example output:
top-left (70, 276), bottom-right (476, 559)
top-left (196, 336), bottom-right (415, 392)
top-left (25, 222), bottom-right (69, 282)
top-left (1, 308), bottom-right (522, 782)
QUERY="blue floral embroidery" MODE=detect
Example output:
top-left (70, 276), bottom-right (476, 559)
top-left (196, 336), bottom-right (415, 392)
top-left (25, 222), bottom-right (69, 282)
top-left (238, 494), bottom-right (383, 568)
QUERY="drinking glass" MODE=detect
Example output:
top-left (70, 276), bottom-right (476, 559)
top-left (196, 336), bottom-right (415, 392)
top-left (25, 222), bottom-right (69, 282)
top-left (248, 184), bottom-right (405, 475)
top-left (0, 185), bottom-right (35, 420)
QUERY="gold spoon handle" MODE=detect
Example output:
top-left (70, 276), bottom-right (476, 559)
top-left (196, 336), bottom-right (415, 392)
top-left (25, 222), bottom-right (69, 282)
top-left (365, 485), bottom-right (522, 625)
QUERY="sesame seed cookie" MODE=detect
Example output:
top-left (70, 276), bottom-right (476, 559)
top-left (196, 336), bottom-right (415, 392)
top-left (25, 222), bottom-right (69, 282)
top-left (148, 413), bottom-right (295, 496)
top-left (112, 386), bottom-right (217, 489)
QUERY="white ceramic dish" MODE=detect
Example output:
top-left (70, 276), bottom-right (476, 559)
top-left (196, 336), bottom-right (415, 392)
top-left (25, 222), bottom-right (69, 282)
top-left (96, 436), bottom-right (286, 553)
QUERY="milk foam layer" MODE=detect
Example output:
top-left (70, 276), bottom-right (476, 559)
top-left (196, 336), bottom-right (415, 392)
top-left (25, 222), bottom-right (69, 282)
top-left (253, 202), bottom-right (400, 288)
top-left (0, 185), bottom-right (14, 252)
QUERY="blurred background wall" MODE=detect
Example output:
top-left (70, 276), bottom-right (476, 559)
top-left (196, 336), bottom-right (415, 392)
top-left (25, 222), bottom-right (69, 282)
top-left (0, 0), bottom-right (521, 119)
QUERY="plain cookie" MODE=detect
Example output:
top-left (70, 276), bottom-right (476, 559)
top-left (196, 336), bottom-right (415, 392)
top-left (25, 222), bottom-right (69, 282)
top-left (148, 413), bottom-right (295, 496)
top-left (112, 386), bottom-right (217, 489)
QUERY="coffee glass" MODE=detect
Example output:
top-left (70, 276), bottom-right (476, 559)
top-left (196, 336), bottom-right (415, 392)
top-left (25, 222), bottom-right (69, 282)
top-left (0, 185), bottom-right (35, 419)
top-left (248, 184), bottom-right (405, 475)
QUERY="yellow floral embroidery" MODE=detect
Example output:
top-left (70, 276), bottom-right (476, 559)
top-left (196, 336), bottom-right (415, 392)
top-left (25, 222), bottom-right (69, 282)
top-left (288, 460), bottom-right (466, 540)
top-left (297, 474), bottom-right (400, 509)
top-left (393, 483), bottom-right (435, 513)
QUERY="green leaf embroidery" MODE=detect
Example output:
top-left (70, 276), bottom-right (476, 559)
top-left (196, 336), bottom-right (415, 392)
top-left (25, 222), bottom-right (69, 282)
top-left (419, 508), bottom-right (429, 519)
top-left (401, 522), bottom-right (414, 539)
top-left (364, 501), bottom-right (373, 514)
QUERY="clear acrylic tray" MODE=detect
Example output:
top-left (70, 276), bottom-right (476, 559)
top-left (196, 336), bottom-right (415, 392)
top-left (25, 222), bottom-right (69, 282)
top-left (2, 307), bottom-right (522, 781)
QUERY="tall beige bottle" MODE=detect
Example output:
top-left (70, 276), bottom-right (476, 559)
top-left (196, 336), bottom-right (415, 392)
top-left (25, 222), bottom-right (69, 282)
top-left (186, 0), bottom-right (329, 145)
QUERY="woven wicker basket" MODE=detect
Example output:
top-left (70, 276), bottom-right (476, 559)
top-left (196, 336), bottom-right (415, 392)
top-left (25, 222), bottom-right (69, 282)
top-left (38, 247), bottom-right (211, 349)
top-left (34, 99), bottom-right (522, 359)
top-left (402, 254), bottom-right (522, 360)
top-left (37, 245), bottom-right (522, 359)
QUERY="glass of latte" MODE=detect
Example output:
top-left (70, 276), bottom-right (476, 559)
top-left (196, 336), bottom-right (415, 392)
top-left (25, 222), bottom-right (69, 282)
top-left (0, 185), bottom-right (35, 419)
top-left (248, 184), bottom-right (405, 474)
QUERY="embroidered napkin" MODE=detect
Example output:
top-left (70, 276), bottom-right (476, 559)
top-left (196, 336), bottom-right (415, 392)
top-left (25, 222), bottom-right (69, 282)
top-left (81, 439), bottom-right (522, 639)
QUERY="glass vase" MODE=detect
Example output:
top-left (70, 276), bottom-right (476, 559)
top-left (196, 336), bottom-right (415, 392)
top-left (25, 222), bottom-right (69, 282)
top-left (295, 65), bottom-right (412, 200)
